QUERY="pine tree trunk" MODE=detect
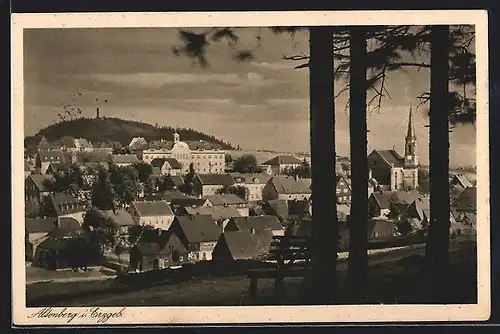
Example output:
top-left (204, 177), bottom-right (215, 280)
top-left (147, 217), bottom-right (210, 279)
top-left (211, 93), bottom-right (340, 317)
top-left (425, 25), bottom-right (451, 302)
top-left (347, 27), bottom-right (369, 295)
top-left (309, 27), bottom-right (339, 303)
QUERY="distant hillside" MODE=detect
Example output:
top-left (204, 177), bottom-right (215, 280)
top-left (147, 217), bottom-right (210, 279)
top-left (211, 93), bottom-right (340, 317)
top-left (24, 117), bottom-right (236, 151)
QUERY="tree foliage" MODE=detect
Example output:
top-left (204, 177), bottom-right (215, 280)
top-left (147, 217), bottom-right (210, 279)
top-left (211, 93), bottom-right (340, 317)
top-left (232, 154), bottom-right (263, 173)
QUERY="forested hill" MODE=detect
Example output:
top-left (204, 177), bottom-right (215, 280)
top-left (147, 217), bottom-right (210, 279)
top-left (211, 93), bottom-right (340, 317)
top-left (24, 117), bottom-right (236, 150)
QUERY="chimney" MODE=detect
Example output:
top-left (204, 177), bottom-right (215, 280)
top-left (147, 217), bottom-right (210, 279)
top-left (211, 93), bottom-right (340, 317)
top-left (96, 107), bottom-right (100, 119)
top-left (250, 227), bottom-right (256, 234)
top-left (294, 174), bottom-right (299, 182)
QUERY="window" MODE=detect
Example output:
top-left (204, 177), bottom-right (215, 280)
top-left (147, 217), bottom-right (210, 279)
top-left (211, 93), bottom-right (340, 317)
top-left (336, 189), bottom-right (341, 194)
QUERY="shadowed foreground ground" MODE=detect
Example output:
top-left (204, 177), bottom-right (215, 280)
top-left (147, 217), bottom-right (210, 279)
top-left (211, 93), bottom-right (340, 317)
top-left (27, 240), bottom-right (477, 307)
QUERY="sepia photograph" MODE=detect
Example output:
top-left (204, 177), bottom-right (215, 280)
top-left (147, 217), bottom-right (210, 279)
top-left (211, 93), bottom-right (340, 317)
top-left (12, 10), bottom-right (490, 325)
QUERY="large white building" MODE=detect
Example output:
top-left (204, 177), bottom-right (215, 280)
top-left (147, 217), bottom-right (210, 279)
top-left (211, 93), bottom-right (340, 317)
top-left (140, 131), bottom-right (226, 174)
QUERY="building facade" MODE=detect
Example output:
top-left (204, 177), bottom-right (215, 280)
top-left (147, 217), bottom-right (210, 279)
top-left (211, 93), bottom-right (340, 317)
top-left (141, 132), bottom-right (226, 174)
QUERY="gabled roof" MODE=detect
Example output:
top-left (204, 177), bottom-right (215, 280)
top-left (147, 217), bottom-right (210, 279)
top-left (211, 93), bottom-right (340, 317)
top-left (203, 193), bottom-right (248, 206)
top-left (37, 150), bottom-right (66, 162)
top-left (37, 136), bottom-right (51, 150)
top-left (370, 190), bottom-right (420, 210)
top-left (263, 199), bottom-right (289, 219)
top-left (186, 140), bottom-right (223, 151)
top-left (230, 172), bottom-right (273, 185)
top-left (267, 176), bottom-right (312, 195)
top-left (75, 138), bottom-right (93, 149)
top-left (99, 209), bottom-right (135, 227)
top-left (165, 175), bottom-right (185, 187)
top-left (165, 158), bottom-right (182, 169)
top-left (174, 215), bottom-right (221, 243)
top-left (146, 140), bottom-right (173, 150)
top-left (130, 201), bottom-right (174, 217)
top-left (230, 216), bottom-right (283, 233)
top-left (47, 162), bottom-right (70, 172)
top-left (129, 137), bottom-right (148, 149)
top-left (136, 242), bottom-right (160, 256)
top-left (408, 197), bottom-right (430, 221)
top-left (25, 218), bottom-right (57, 233)
top-left (50, 192), bottom-right (85, 215)
top-left (57, 217), bottom-right (82, 231)
top-left (170, 197), bottom-right (210, 208)
top-left (184, 206), bottom-right (242, 221)
top-left (262, 155), bottom-right (303, 166)
top-left (455, 186), bottom-right (477, 211)
top-left (451, 174), bottom-right (473, 189)
top-left (370, 149), bottom-right (405, 168)
top-left (110, 154), bottom-right (139, 164)
top-left (218, 230), bottom-right (272, 259)
top-left (197, 174), bottom-right (235, 186)
top-left (157, 190), bottom-right (192, 202)
top-left (150, 158), bottom-right (168, 168)
top-left (26, 174), bottom-right (54, 192)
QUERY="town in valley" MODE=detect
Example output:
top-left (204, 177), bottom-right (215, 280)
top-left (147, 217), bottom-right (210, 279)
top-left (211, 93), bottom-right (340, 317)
top-left (22, 25), bottom-right (478, 307)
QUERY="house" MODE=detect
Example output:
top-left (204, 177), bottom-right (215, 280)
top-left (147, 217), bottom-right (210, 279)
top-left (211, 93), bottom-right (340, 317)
top-left (367, 190), bottom-right (420, 218)
top-left (127, 200), bottom-right (175, 230)
top-left (37, 135), bottom-right (51, 151)
top-left (110, 154), bottom-right (139, 167)
top-left (461, 212), bottom-right (477, 228)
top-left (367, 218), bottom-right (397, 240)
top-left (129, 231), bottom-right (188, 272)
top-left (169, 197), bottom-right (212, 215)
top-left (25, 174), bottom-right (54, 212)
top-left (261, 199), bottom-right (290, 222)
top-left (203, 193), bottom-right (249, 216)
top-left (454, 186), bottom-right (477, 213)
top-left (151, 158), bottom-right (183, 177)
top-left (336, 176), bottom-right (352, 204)
top-left (46, 192), bottom-right (87, 224)
top-left (32, 236), bottom-right (102, 271)
top-left (231, 172), bottom-right (273, 202)
top-left (98, 209), bottom-right (135, 234)
top-left (161, 175), bottom-right (185, 190)
top-left (224, 215), bottom-right (284, 236)
top-left (129, 137), bottom-right (148, 150)
top-left (45, 162), bottom-right (70, 175)
top-left (153, 189), bottom-right (192, 203)
top-left (35, 150), bottom-right (71, 174)
top-left (262, 155), bottom-right (304, 175)
top-left (181, 206), bottom-right (242, 230)
top-left (450, 173), bottom-right (473, 191)
top-left (168, 215), bottom-right (221, 262)
top-left (25, 218), bottom-right (58, 261)
top-left (262, 175), bottom-right (312, 201)
top-left (74, 138), bottom-right (93, 151)
top-left (367, 107), bottom-right (419, 191)
top-left (192, 173), bottom-right (236, 197)
top-left (212, 230), bottom-right (273, 261)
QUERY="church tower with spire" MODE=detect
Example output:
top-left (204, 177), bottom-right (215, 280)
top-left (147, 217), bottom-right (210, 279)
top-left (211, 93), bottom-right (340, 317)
top-left (173, 129), bottom-right (180, 144)
top-left (404, 105), bottom-right (418, 168)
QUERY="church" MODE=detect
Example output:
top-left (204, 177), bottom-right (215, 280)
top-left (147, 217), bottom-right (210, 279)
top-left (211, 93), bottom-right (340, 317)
top-left (367, 107), bottom-right (419, 191)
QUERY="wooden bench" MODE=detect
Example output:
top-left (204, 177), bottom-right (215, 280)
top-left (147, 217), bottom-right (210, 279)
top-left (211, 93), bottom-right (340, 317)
top-left (247, 236), bottom-right (310, 298)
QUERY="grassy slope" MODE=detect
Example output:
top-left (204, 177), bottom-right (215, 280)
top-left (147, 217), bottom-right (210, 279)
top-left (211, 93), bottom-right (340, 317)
top-left (27, 241), bottom-right (477, 307)
top-left (24, 117), bottom-right (236, 150)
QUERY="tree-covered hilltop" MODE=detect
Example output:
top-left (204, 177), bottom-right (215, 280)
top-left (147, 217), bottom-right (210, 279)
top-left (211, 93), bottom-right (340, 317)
top-left (24, 117), bottom-right (236, 150)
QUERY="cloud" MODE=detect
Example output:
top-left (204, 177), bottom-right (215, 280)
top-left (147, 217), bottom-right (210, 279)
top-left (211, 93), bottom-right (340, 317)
top-left (252, 61), bottom-right (298, 70)
top-left (85, 72), bottom-right (277, 89)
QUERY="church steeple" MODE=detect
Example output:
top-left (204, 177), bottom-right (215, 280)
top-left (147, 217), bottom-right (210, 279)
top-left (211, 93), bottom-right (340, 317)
top-left (173, 129), bottom-right (180, 144)
top-left (404, 105), bottom-right (418, 168)
top-left (406, 105), bottom-right (416, 140)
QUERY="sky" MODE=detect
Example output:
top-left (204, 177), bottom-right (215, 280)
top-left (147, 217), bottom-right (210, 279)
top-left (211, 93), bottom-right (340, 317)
top-left (23, 27), bottom-right (477, 167)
